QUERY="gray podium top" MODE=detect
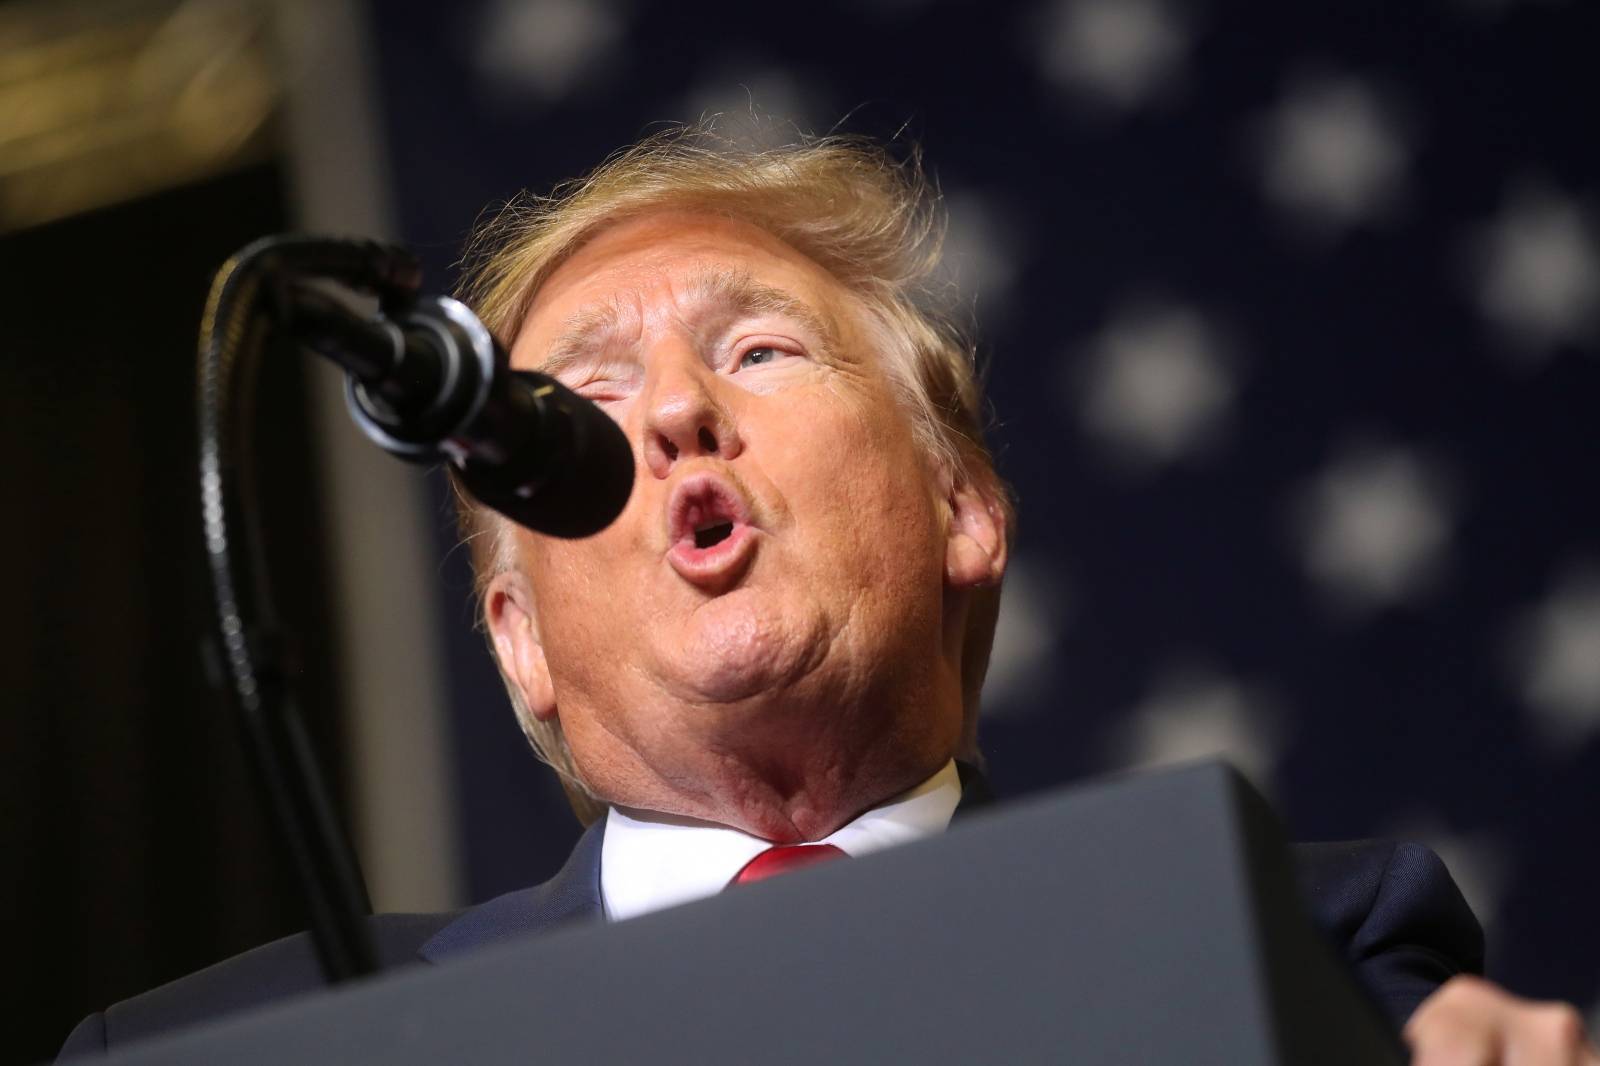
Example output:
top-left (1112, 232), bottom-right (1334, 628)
top-left (107, 761), bottom-right (1405, 1065)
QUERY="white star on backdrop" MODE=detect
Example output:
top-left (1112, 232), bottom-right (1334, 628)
top-left (473, 0), bottom-right (626, 102)
top-left (1384, 814), bottom-right (1509, 934)
top-left (981, 556), bottom-right (1067, 717)
top-left (1034, 0), bottom-right (1190, 112)
top-left (1472, 182), bottom-right (1600, 354)
top-left (1252, 74), bottom-right (1410, 236)
top-left (679, 64), bottom-right (830, 148)
top-left (937, 190), bottom-right (1023, 312)
top-left (1101, 664), bottom-right (1285, 793)
top-left (1073, 300), bottom-right (1235, 472)
top-left (1291, 444), bottom-right (1455, 614)
top-left (1506, 567), bottom-right (1600, 749)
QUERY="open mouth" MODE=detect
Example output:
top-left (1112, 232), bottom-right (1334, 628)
top-left (671, 477), bottom-right (746, 546)
top-left (694, 521), bottom-right (735, 549)
top-left (666, 473), bottom-right (759, 588)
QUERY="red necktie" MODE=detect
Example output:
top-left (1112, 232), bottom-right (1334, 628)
top-left (729, 843), bottom-right (848, 886)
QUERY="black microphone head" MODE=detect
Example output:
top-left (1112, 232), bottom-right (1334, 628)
top-left (454, 371), bottom-right (635, 539)
top-left (506, 384), bottom-right (636, 538)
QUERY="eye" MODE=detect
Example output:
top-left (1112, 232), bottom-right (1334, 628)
top-left (737, 346), bottom-right (781, 370)
top-left (574, 378), bottom-right (629, 404)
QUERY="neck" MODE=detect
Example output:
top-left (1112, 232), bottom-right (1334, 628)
top-left (564, 655), bottom-right (968, 841)
top-left (582, 712), bottom-right (961, 842)
top-left (622, 755), bottom-right (960, 844)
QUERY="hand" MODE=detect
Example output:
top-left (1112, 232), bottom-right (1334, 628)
top-left (1405, 975), bottom-right (1599, 1065)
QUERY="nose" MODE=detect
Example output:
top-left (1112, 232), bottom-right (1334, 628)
top-left (639, 345), bottom-right (742, 479)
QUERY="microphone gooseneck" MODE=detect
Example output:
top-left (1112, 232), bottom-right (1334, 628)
top-left (194, 235), bottom-right (633, 988)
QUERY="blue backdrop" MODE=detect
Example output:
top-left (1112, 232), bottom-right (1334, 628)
top-left (365, 0), bottom-right (1599, 1010)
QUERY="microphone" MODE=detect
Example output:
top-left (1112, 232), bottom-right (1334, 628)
top-left (193, 234), bottom-right (634, 986)
top-left (285, 283), bottom-right (634, 539)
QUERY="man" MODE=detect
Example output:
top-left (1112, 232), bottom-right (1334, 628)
top-left (62, 128), bottom-right (1597, 1063)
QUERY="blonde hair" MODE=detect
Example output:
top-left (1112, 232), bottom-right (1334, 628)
top-left (453, 123), bottom-right (1012, 823)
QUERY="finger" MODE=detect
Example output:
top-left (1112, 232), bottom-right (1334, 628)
top-left (1407, 979), bottom-right (1502, 1066)
top-left (1410, 1034), bottom-right (1499, 1066)
top-left (1491, 997), bottom-right (1586, 1066)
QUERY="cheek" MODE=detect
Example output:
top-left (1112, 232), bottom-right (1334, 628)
top-left (517, 525), bottom-right (649, 676)
top-left (768, 394), bottom-right (944, 590)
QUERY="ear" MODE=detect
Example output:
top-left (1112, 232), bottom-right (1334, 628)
top-left (484, 570), bottom-right (558, 723)
top-left (944, 472), bottom-right (1008, 591)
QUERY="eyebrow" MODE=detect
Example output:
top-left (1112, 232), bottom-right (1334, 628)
top-left (540, 303), bottom-right (627, 379)
top-left (537, 267), bottom-right (838, 378)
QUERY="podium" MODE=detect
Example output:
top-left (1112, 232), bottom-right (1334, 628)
top-left (104, 762), bottom-right (1406, 1064)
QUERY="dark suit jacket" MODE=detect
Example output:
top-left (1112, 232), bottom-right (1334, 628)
top-left (59, 783), bottom-right (1484, 1059)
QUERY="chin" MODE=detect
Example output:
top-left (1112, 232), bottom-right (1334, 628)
top-left (664, 590), bottom-right (828, 705)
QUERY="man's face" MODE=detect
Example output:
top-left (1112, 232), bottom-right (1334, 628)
top-left (487, 212), bottom-right (1001, 835)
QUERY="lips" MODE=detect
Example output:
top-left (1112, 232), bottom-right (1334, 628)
top-left (666, 473), bottom-right (759, 589)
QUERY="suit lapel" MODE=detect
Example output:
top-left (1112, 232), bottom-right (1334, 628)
top-left (953, 760), bottom-right (995, 819)
top-left (418, 819), bottom-right (606, 964)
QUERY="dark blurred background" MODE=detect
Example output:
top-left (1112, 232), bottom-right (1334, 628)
top-left (3, 0), bottom-right (1597, 1061)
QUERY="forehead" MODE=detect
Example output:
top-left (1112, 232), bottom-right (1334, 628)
top-left (511, 212), bottom-right (857, 361)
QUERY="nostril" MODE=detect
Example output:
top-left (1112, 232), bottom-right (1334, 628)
top-left (661, 437), bottom-right (679, 461)
top-left (698, 426), bottom-right (718, 453)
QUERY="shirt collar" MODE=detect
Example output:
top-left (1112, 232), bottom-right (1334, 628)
top-left (600, 759), bottom-right (962, 923)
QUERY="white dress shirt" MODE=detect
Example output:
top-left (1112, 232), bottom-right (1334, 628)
top-left (600, 759), bottom-right (963, 922)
